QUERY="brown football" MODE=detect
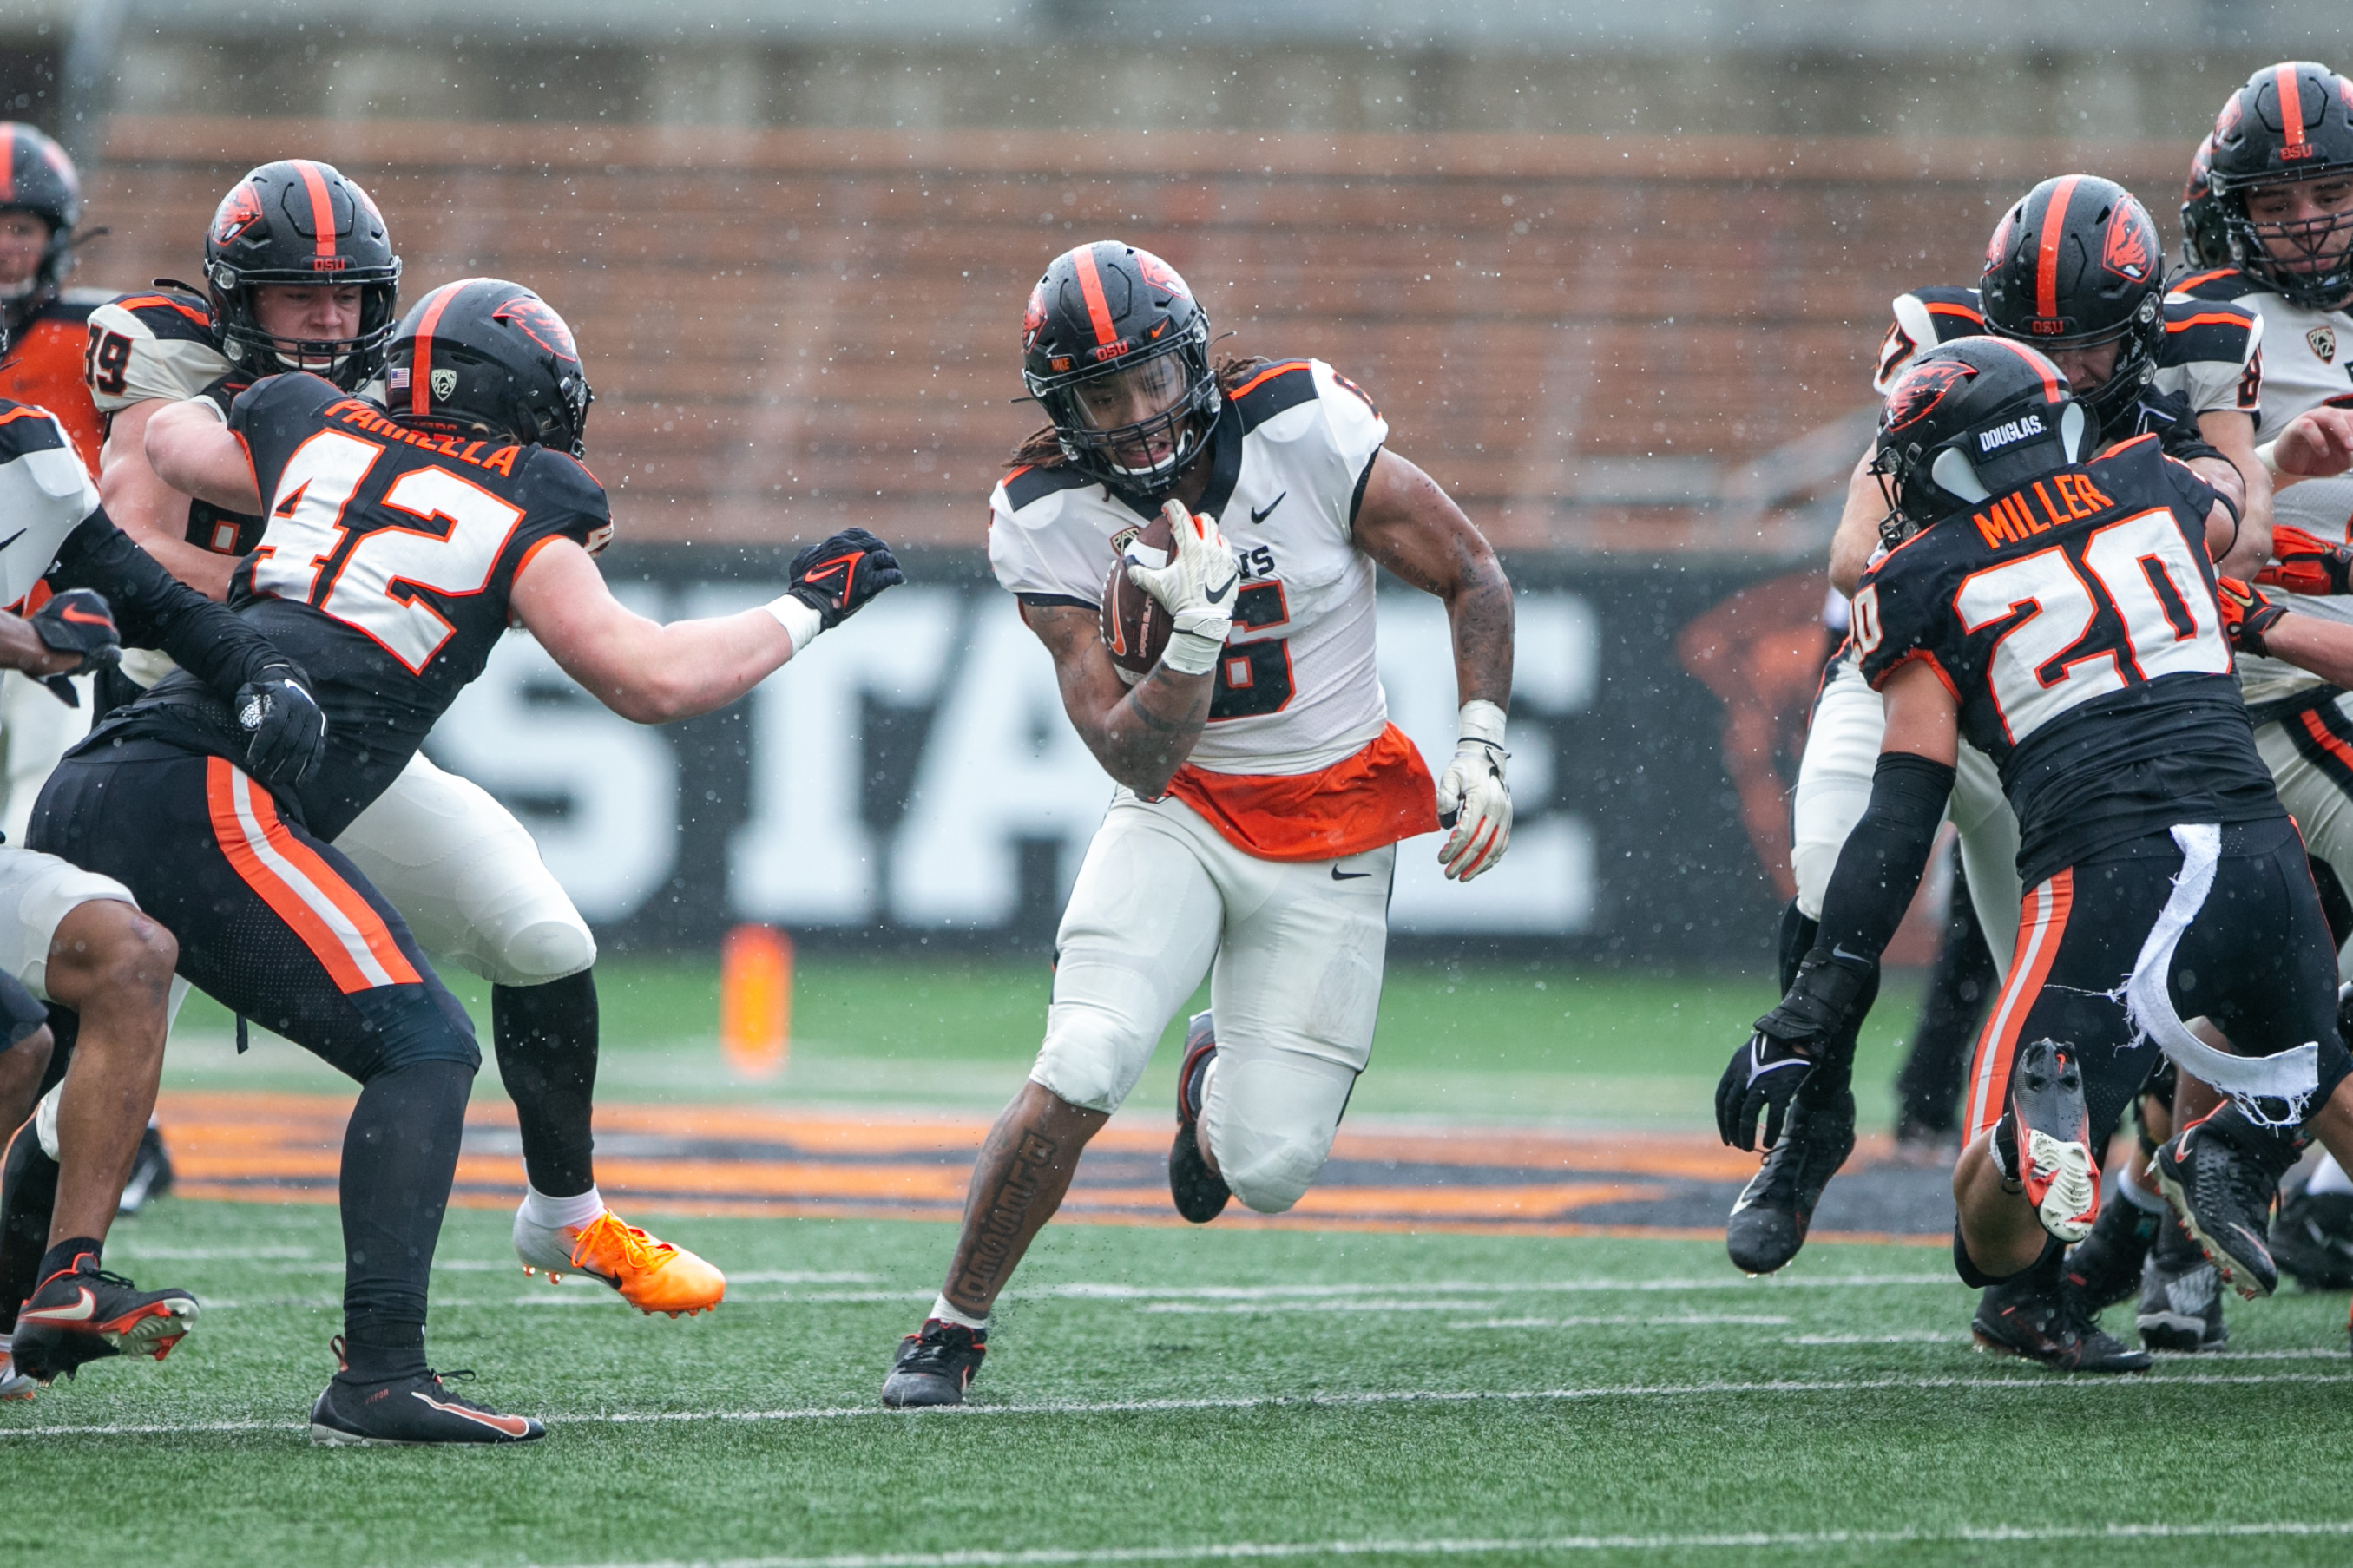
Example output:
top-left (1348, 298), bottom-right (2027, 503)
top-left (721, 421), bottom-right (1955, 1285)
top-left (1100, 510), bottom-right (1175, 681)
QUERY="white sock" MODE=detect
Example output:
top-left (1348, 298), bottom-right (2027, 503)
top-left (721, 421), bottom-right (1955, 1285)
top-left (521, 1183), bottom-right (606, 1232)
top-left (930, 1293), bottom-right (989, 1330)
top-left (2310, 1153), bottom-right (2353, 1197)
top-left (2115, 1156), bottom-right (2169, 1215)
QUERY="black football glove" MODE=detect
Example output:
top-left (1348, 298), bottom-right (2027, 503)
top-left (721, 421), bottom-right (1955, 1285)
top-left (2216, 575), bottom-right (2289, 658)
top-left (786, 528), bottom-right (904, 631)
top-left (26, 587), bottom-right (122, 706)
top-left (235, 661), bottom-right (328, 786)
top-left (1717, 949), bottom-right (1871, 1151)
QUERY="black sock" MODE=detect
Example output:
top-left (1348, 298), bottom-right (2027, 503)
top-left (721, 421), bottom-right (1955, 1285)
top-left (492, 970), bottom-right (598, 1198)
top-left (338, 1058), bottom-right (472, 1381)
top-left (0, 1124), bottom-right (60, 1333)
top-left (36, 1236), bottom-right (99, 1285)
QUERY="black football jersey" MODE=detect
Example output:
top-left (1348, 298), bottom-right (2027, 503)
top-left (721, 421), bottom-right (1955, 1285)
top-left (108, 372), bottom-right (611, 836)
top-left (1854, 436), bottom-right (2279, 886)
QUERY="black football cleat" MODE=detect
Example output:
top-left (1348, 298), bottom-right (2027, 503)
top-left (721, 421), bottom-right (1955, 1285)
top-left (116, 1121), bottom-right (174, 1217)
top-left (2152, 1104), bottom-right (2301, 1300)
top-left (2269, 1163), bottom-right (2353, 1291)
top-left (2062, 1184), bottom-right (2161, 1315)
top-left (10, 1252), bottom-right (197, 1383)
top-left (2003, 1040), bottom-right (2099, 1243)
top-left (1971, 1263), bottom-right (2151, 1374)
top-left (1725, 1076), bottom-right (1855, 1275)
top-left (880, 1318), bottom-right (987, 1408)
top-left (308, 1337), bottom-right (542, 1447)
top-left (2136, 1217), bottom-right (2228, 1353)
top-left (1169, 1010), bottom-right (1230, 1224)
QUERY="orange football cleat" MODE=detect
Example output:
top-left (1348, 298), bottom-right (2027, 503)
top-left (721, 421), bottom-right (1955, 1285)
top-left (516, 1208), bottom-right (725, 1315)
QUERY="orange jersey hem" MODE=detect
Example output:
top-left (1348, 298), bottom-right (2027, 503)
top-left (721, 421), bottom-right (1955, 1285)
top-left (1164, 722), bottom-right (1438, 863)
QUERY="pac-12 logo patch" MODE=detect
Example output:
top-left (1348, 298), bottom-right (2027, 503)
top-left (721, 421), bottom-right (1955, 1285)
top-left (430, 367), bottom-right (458, 401)
top-left (1884, 358), bottom-right (1975, 432)
top-left (2310, 325), bottom-right (2337, 364)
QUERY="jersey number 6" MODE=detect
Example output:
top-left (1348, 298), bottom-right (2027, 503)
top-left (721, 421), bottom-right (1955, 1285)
top-left (250, 429), bottom-right (525, 674)
top-left (1207, 580), bottom-right (1295, 721)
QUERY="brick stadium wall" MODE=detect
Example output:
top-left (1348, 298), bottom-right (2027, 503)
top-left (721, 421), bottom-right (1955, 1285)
top-left (79, 118), bottom-right (2199, 554)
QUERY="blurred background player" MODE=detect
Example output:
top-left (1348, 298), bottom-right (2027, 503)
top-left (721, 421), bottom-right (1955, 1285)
top-left (878, 240), bottom-right (1515, 1408)
top-left (82, 277), bottom-right (900, 1440)
top-left (0, 307), bottom-right (331, 1394)
top-left (1734, 174), bottom-right (2267, 1304)
top-left (63, 158), bottom-right (726, 1313)
top-left (2171, 62), bottom-right (2353, 1309)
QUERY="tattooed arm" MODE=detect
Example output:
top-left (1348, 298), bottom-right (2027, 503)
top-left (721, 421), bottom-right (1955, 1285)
top-left (1351, 449), bottom-right (1514, 708)
top-left (1022, 600), bottom-right (1215, 797)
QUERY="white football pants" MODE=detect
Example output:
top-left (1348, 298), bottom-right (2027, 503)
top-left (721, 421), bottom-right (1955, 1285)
top-left (336, 751), bottom-right (596, 987)
top-left (1032, 790), bottom-right (1392, 1216)
top-left (2251, 694), bottom-right (2353, 981)
top-left (1790, 658), bottom-right (2021, 975)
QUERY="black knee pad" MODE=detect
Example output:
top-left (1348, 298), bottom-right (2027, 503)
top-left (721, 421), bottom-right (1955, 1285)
top-left (352, 986), bottom-right (480, 1078)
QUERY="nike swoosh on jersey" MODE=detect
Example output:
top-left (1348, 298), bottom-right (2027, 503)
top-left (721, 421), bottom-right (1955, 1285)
top-left (0, 530), bottom-right (25, 554)
top-left (1331, 866), bottom-right (1371, 881)
top-left (1250, 492), bottom-right (1287, 524)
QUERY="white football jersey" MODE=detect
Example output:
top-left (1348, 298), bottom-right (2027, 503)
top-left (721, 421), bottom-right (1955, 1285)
top-left (0, 405), bottom-right (103, 610)
top-left (2172, 268), bottom-right (2353, 703)
top-left (83, 290), bottom-right (233, 411)
top-left (989, 358), bottom-right (1391, 777)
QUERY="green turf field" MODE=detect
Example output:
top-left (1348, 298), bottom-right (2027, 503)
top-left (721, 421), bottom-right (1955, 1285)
top-left (163, 956), bottom-right (1926, 1132)
top-left (14, 1202), bottom-right (2353, 1567)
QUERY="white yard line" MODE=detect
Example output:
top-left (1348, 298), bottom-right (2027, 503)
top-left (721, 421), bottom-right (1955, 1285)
top-left (461, 1518), bottom-right (2353, 1568)
top-left (10, 1368), bottom-right (2350, 1441)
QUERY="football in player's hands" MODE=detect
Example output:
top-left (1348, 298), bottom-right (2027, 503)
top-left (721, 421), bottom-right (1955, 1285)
top-left (786, 528), bottom-right (905, 630)
top-left (27, 587), bottom-right (121, 705)
top-left (1101, 508), bottom-right (1176, 681)
top-left (1114, 500), bottom-right (1239, 679)
top-left (236, 663), bottom-right (328, 786)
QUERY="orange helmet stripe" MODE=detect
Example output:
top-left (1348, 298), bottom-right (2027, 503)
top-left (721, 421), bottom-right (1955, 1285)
top-left (408, 282), bottom-right (461, 417)
top-left (0, 128), bottom-right (15, 206)
top-left (2036, 174), bottom-right (2080, 321)
top-left (1071, 245), bottom-right (1119, 348)
top-left (2278, 62), bottom-right (2309, 154)
top-left (290, 159), bottom-right (338, 259)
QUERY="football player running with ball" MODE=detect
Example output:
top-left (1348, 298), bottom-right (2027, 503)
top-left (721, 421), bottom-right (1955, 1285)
top-left (880, 241), bottom-right (1515, 1407)
top-left (1736, 337), bottom-right (2353, 1370)
top-left (38, 279), bottom-right (899, 1443)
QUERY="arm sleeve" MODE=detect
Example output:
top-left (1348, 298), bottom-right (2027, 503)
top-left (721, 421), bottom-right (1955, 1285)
top-left (1812, 751), bottom-right (1957, 966)
top-left (43, 508), bottom-right (293, 699)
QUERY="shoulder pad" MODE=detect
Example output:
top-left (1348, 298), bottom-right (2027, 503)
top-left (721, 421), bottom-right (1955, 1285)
top-left (1000, 462), bottom-right (1095, 512)
top-left (0, 403), bottom-right (69, 463)
top-left (2159, 298), bottom-right (2258, 367)
top-left (1229, 360), bottom-right (1319, 431)
top-left (1876, 287), bottom-right (1984, 392)
top-left (2087, 432), bottom-right (2166, 476)
top-left (2169, 267), bottom-right (2264, 304)
top-left (99, 292), bottom-right (217, 344)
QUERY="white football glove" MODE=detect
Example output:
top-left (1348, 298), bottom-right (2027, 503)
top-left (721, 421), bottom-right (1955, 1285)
top-left (1127, 499), bottom-right (1241, 677)
top-left (1435, 699), bottom-right (1511, 882)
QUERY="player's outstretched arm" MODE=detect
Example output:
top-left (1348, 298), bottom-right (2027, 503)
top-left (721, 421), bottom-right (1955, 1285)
top-left (1022, 599), bottom-right (1214, 797)
top-left (1827, 452), bottom-right (1885, 597)
top-left (2220, 577), bottom-right (2353, 689)
top-left (1718, 661), bottom-right (1957, 1150)
top-left (99, 400), bottom-right (239, 601)
top-left (1354, 449), bottom-right (1515, 881)
top-left (511, 528), bottom-right (903, 725)
top-left (143, 398), bottom-right (262, 516)
top-left (2264, 405), bottom-right (2353, 489)
top-left (2193, 410), bottom-right (2271, 579)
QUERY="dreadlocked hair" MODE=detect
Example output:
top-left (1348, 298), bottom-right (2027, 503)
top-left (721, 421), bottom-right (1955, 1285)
top-left (1009, 354), bottom-right (1268, 469)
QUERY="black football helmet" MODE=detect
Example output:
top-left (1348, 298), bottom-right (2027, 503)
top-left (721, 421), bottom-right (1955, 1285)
top-left (2208, 62), bottom-right (2353, 308)
top-left (384, 279), bottom-right (593, 458)
top-left (1979, 175), bottom-right (2166, 436)
top-left (2180, 133), bottom-right (2234, 272)
top-left (204, 159), bottom-right (401, 389)
top-left (1871, 338), bottom-right (2098, 544)
top-left (0, 123), bottom-right (82, 311)
top-left (1021, 240), bottom-right (1219, 498)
